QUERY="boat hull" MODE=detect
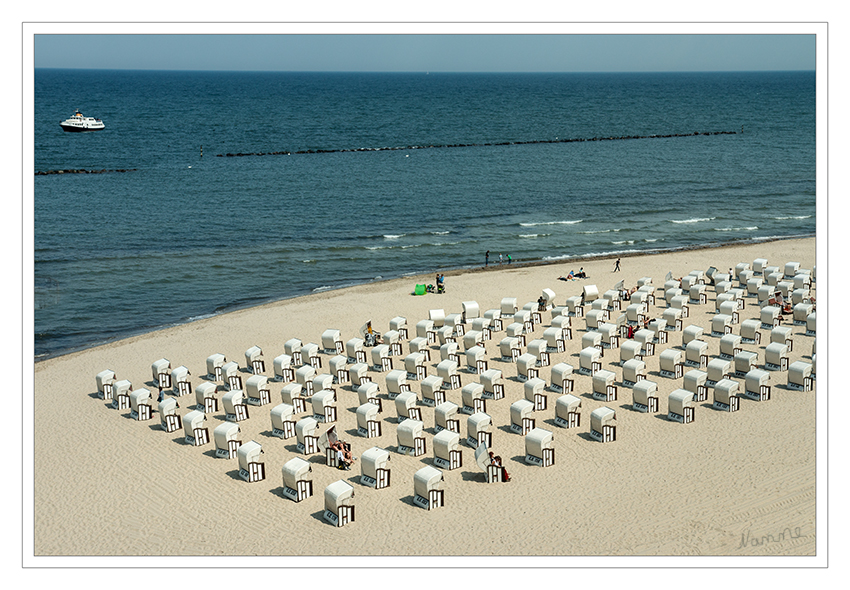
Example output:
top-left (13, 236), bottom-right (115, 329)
top-left (60, 124), bottom-right (104, 132)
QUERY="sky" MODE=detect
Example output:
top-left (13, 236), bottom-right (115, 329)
top-left (32, 33), bottom-right (816, 73)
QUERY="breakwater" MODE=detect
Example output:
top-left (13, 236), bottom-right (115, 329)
top-left (215, 129), bottom-right (739, 158)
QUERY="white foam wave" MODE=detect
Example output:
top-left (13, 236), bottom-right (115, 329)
top-left (714, 226), bottom-right (759, 232)
top-left (543, 248), bottom-right (643, 261)
top-left (612, 240), bottom-right (635, 245)
top-left (644, 238), bottom-right (657, 243)
top-left (579, 228), bottom-right (620, 234)
top-left (773, 215), bottom-right (812, 220)
top-left (519, 220), bottom-right (583, 227)
top-left (670, 217), bottom-right (716, 224)
top-left (430, 231), bottom-right (450, 235)
top-left (519, 233), bottom-right (552, 238)
top-left (365, 246), bottom-right (390, 250)
top-left (383, 234), bottom-right (405, 239)
top-left (312, 285), bottom-right (334, 292)
top-left (301, 259), bottom-right (315, 263)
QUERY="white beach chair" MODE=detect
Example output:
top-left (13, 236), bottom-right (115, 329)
top-left (213, 421), bottom-right (241, 459)
top-left (281, 457), bottom-right (313, 502)
top-left (360, 447), bottom-right (391, 489)
top-left (589, 406), bottom-right (617, 442)
top-left (668, 389), bottom-right (695, 423)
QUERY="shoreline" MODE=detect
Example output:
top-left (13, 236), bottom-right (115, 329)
top-left (35, 232), bottom-right (815, 363)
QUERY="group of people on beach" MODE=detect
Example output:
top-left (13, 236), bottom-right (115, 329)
top-left (558, 268), bottom-right (588, 281)
top-left (484, 251), bottom-right (511, 266)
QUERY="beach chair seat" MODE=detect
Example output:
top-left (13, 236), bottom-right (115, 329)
top-left (270, 403), bottom-right (297, 439)
top-left (413, 466), bottom-right (445, 509)
top-left (592, 369), bottom-right (617, 402)
top-left (683, 369), bottom-right (708, 402)
top-left (500, 297), bottom-right (518, 316)
top-left (787, 361), bottom-right (813, 391)
top-left (524, 427), bottom-right (555, 467)
top-left (434, 400), bottom-right (461, 434)
top-left (433, 429), bottom-right (463, 470)
top-left (356, 402), bottom-right (382, 437)
top-left (668, 389), bottom-right (696, 424)
top-left (273, 354), bottom-right (295, 382)
top-left (323, 480), bottom-right (355, 527)
top-left (390, 316), bottom-right (409, 339)
top-left (398, 418), bottom-right (427, 457)
top-left (244, 346), bottom-right (265, 374)
top-left (718, 334), bottom-right (742, 360)
top-left (684, 339), bottom-right (708, 369)
top-left (213, 422), bottom-right (242, 459)
top-left (620, 340), bottom-right (643, 364)
top-left (555, 393), bottom-right (582, 427)
top-left (589, 407), bottom-right (617, 442)
top-left (461, 382), bottom-right (487, 415)
top-left (682, 324), bottom-right (703, 347)
top-left (509, 399), bottom-right (536, 435)
top-left (743, 369), bottom-right (771, 401)
top-left (734, 350), bottom-right (760, 378)
top-left (205, 354), bottom-right (226, 381)
top-left (237, 440), bottom-right (265, 483)
top-left (633, 379), bottom-right (660, 413)
top-left (480, 369), bottom-right (505, 400)
top-left (429, 308), bottom-right (446, 327)
top-left (394, 390), bottom-right (420, 424)
top-left (465, 411), bottom-right (493, 448)
top-left (420, 375), bottom-right (446, 407)
top-left (360, 447), bottom-right (391, 489)
top-left (281, 457), bottom-right (314, 501)
top-left (622, 359), bottom-right (646, 388)
top-left (713, 379), bottom-right (740, 412)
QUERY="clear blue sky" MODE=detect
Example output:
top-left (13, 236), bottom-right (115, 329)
top-left (33, 34), bottom-right (816, 72)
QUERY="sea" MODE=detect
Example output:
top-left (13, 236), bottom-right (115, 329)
top-left (33, 69), bottom-right (816, 359)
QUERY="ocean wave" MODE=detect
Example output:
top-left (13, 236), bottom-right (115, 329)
top-left (383, 234), bottom-right (405, 239)
top-left (519, 220), bottom-right (583, 227)
top-left (365, 246), bottom-right (390, 250)
top-left (579, 228), bottom-right (620, 234)
top-left (543, 248), bottom-right (644, 261)
top-left (312, 285), bottom-right (334, 292)
top-left (714, 226), bottom-right (758, 232)
top-left (670, 217), bottom-right (716, 224)
top-left (430, 231), bottom-right (451, 235)
top-left (644, 238), bottom-right (657, 242)
top-left (301, 259), bottom-right (315, 263)
top-left (612, 240), bottom-right (635, 245)
top-left (773, 215), bottom-right (812, 220)
top-left (519, 233), bottom-right (552, 238)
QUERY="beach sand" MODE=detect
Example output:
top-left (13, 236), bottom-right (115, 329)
top-left (32, 237), bottom-right (818, 558)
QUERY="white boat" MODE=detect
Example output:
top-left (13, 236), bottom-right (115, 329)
top-left (60, 110), bottom-right (105, 132)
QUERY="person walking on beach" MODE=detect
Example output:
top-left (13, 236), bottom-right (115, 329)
top-left (614, 258), bottom-right (621, 272)
top-left (507, 253), bottom-right (512, 264)
top-left (499, 253), bottom-right (503, 264)
top-left (485, 250), bottom-right (490, 266)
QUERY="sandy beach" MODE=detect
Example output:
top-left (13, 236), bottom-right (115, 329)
top-left (31, 237), bottom-right (819, 559)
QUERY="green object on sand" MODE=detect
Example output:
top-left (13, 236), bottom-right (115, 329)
top-left (414, 284), bottom-right (426, 296)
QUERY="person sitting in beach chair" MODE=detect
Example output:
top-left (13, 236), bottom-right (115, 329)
top-left (537, 296), bottom-right (547, 312)
top-left (330, 438), bottom-right (356, 470)
top-left (362, 321), bottom-right (381, 347)
top-left (489, 451), bottom-right (510, 482)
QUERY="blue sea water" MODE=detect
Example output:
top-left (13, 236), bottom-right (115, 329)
top-left (33, 70), bottom-right (816, 359)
